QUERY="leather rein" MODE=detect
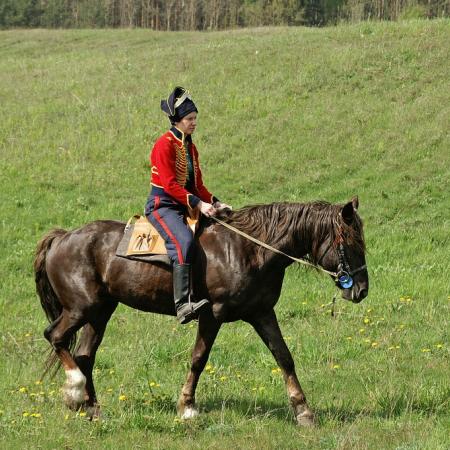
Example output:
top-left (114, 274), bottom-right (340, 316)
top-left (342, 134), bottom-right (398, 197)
top-left (211, 216), bottom-right (366, 287)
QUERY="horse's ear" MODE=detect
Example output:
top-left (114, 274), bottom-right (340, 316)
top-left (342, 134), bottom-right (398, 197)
top-left (352, 196), bottom-right (359, 211)
top-left (341, 201), bottom-right (355, 225)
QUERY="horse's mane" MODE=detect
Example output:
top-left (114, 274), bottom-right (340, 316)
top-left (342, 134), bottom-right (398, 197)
top-left (219, 201), bottom-right (365, 262)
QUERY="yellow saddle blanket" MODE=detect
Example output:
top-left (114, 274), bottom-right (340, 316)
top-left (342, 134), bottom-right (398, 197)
top-left (124, 211), bottom-right (199, 256)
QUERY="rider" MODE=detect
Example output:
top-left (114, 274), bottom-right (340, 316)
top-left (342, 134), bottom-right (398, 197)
top-left (145, 87), bottom-right (231, 324)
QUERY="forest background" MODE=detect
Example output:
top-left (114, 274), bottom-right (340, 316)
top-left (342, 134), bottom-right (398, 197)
top-left (1, 0), bottom-right (450, 29)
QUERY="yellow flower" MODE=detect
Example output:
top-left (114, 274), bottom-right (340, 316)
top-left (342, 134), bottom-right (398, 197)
top-left (30, 413), bottom-right (41, 418)
top-left (64, 414), bottom-right (69, 420)
top-left (78, 411), bottom-right (87, 417)
top-left (332, 364), bottom-right (340, 369)
top-left (107, 388), bottom-right (113, 393)
top-left (371, 342), bottom-right (378, 348)
top-left (346, 336), bottom-right (353, 340)
top-left (35, 380), bottom-right (42, 385)
top-left (109, 369), bottom-right (115, 375)
top-left (363, 318), bottom-right (370, 324)
top-left (19, 387), bottom-right (27, 393)
top-left (271, 367), bottom-right (281, 374)
top-left (359, 328), bottom-right (365, 333)
top-left (363, 338), bottom-right (371, 343)
top-left (421, 348), bottom-right (431, 353)
top-left (149, 382), bottom-right (156, 387)
top-left (205, 364), bottom-right (213, 371)
top-left (119, 394), bottom-right (127, 401)
top-left (22, 412), bottom-right (30, 417)
top-left (219, 376), bottom-right (227, 382)
top-left (435, 344), bottom-right (443, 349)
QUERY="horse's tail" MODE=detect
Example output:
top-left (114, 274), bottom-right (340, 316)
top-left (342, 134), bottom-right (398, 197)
top-left (34, 228), bottom-right (74, 376)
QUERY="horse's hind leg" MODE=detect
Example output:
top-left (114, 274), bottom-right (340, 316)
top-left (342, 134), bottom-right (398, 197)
top-left (73, 301), bottom-right (118, 417)
top-left (247, 309), bottom-right (315, 426)
top-left (177, 311), bottom-right (221, 419)
top-left (44, 309), bottom-right (88, 411)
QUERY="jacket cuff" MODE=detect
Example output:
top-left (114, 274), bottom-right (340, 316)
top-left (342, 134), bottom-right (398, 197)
top-left (188, 194), bottom-right (201, 209)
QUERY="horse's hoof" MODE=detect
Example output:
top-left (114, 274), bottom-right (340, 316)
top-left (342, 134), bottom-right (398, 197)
top-left (84, 404), bottom-right (102, 421)
top-left (180, 406), bottom-right (199, 420)
top-left (296, 410), bottom-right (315, 427)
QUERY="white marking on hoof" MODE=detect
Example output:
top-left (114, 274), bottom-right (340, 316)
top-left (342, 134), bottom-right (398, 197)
top-left (63, 368), bottom-right (86, 409)
top-left (296, 409), bottom-right (315, 427)
top-left (181, 406), bottom-right (199, 420)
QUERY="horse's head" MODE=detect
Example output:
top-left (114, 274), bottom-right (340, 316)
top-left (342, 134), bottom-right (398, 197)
top-left (316, 196), bottom-right (369, 303)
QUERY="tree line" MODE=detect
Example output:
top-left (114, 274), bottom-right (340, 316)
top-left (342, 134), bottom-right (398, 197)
top-left (1, 0), bottom-right (449, 29)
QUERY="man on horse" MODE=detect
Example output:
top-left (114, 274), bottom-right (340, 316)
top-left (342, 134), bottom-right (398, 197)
top-left (145, 87), bottom-right (231, 325)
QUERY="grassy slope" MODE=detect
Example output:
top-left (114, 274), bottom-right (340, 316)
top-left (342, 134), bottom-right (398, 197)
top-left (0, 20), bottom-right (449, 449)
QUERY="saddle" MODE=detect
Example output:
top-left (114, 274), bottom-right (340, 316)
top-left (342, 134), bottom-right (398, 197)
top-left (115, 211), bottom-right (200, 265)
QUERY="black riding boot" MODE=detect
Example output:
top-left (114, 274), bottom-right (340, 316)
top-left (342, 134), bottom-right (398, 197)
top-left (173, 263), bottom-right (209, 324)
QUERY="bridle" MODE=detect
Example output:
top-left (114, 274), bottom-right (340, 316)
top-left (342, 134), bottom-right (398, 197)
top-left (317, 239), bottom-right (367, 289)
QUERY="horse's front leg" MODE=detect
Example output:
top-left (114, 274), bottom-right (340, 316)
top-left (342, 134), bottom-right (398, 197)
top-left (177, 310), bottom-right (221, 419)
top-left (247, 309), bottom-right (315, 426)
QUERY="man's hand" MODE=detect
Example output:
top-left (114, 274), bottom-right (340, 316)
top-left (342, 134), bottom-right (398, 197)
top-left (213, 201), bottom-right (233, 212)
top-left (197, 201), bottom-right (217, 217)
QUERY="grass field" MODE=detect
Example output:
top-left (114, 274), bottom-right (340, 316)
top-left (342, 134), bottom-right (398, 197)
top-left (0, 20), bottom-right (449, 449)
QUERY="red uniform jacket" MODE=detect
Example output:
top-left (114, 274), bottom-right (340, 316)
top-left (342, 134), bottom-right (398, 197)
top-left (150, 128), bottom-right (215, 208)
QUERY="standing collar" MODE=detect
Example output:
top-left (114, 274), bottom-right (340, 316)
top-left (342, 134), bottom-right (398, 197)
top-left (170, 126), bottom-right (192, 144)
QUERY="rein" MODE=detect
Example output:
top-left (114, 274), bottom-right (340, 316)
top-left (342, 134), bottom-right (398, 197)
top-left (211, 216), bottom-right (338, 278)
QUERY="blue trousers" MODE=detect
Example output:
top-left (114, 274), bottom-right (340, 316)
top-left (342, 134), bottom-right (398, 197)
top-left (145, 194), bottom-right (194, 265)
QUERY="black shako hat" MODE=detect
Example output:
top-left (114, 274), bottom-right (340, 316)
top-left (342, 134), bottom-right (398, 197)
top-left (161, 87), bottom-right (198, 123)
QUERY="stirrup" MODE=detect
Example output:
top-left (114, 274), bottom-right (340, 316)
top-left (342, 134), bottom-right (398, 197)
top-left (176, 298), bottom-right (209, 324)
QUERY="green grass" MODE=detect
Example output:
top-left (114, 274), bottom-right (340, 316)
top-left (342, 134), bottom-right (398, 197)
top-left (1, 20), bottom-right (449, 449)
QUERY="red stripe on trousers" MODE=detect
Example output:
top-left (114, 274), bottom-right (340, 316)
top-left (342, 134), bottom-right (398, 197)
top-left (152, 196), bottom-right (184, 264)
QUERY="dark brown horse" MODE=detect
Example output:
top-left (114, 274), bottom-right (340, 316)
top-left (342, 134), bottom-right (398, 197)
top-left (34, 197), bottom-right (368, 426)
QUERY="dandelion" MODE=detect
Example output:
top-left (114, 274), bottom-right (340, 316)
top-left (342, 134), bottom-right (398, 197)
top-left (363, 318), bottom-right (370, 324)
top-left (301, 301), bottom-right (307, 305)
top-left (149, 382), bottom-right (156, 387)
top-left (359, 328), bottom-right (365, 333)
top-left (19, 387), bottom-right (27, 393)
top-left (109, 369), bottom-right (115, 375)
top-left (78, 411), bottom-right (87, 417)
top-left (219, 376), bottom-right (227, 382)
top-left (25, 333), bottom-right (31, 337)
top-left (64, 414), bottom-right (69, 420)
top-left (22, 412), bottom-right (30, 417)
top-left (367, 308), bottom-right (373, 313)
top-left (205, 364), bottom-right (213, 371)
top-left (363, 338), bottom-right (371, 343)
top-left (346, 336), bottom-right (353, 340)
top-left (30, 413), bottom-right (41, 418)
top-left (106, 388), bottom-right (113, 393)
top-left (371, 342), bottom-right (378, 348)
top-left (421, 348), bottom-right (431, 353)
top-left (271, 367), bottom-right (282, 374)
top-left (435, 344), bottom-right (443, 349)
top-left (35, 380), bottom-right (42, 385)
top-left (332, 364), bottom-right (340, 369)
top-left (119, 394), bottom-right (127, 401)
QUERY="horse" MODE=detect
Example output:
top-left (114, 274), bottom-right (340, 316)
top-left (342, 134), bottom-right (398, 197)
top-left (34, 196), bottom-right (368, 426)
